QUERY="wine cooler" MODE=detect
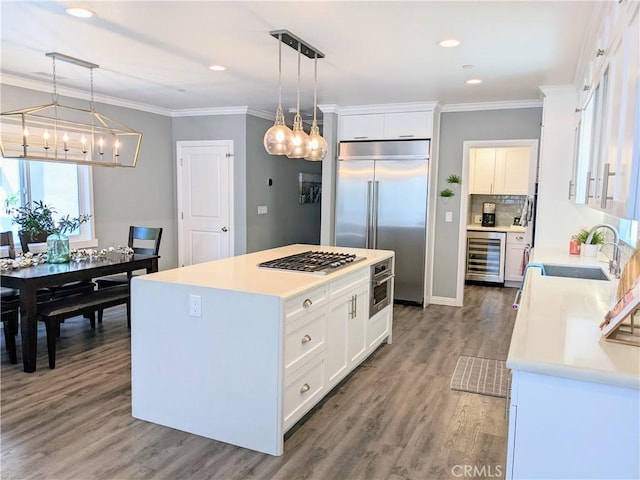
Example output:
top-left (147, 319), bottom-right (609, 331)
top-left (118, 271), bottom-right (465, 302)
top-left (465, 231), bottom-right (506, 283)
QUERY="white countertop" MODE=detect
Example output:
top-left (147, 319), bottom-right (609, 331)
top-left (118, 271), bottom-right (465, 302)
top-left (135, 244), bottom-right (393, 298)
top-left (467, 224), bottom-right (526, 233)
top-left (507, 246), bottom-right (640, 389)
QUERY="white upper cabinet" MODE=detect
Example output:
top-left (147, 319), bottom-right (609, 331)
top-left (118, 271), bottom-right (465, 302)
top-left (339, 110), bottom-right (433, 141)
top-left (340, 114), bottom-right (384, 140)
top-left (469, 147), bottom-right (531, 195)
top-left (573, 2), bottom-right (639, 218)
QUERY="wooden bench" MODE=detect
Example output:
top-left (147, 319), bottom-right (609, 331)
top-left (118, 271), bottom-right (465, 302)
top-left (37, 285), bottom-right (130, 369)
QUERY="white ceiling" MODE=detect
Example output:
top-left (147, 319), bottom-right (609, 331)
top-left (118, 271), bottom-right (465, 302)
top-left (1, 1), bottom-right (597, 116)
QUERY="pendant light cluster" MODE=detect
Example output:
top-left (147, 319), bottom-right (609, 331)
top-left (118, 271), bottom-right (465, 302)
top-left (263, 30), bottom-right (327, 162)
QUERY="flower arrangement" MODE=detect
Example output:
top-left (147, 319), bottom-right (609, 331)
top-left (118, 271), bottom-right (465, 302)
top-left (0, 246), bottom-right (135, 271)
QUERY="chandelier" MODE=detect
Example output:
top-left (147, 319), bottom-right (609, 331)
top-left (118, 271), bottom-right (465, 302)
top-left (263, 30), bottom-right (327, 161)
top-left (0, 52), bottom-right (142, 168)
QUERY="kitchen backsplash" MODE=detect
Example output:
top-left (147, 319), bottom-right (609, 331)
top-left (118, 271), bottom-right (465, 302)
top-left (469, 194), bottom-right (527, 226)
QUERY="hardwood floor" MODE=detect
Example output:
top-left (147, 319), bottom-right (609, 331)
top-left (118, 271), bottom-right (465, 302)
top-left (1, 285), bottom-right (517, 480)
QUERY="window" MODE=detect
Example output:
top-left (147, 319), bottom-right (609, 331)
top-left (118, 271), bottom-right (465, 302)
top-left (619, 218), bottom-right (638, 248)
top-left (0, 158), bottom-right (95, 248)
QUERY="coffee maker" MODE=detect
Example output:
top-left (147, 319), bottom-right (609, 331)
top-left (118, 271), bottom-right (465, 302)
top-left (482, 202), bottom-right (496, 227)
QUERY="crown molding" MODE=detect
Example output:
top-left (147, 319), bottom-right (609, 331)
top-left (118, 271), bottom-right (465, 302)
top-left (440, 99), bottom-right (542, 113)
top-left (1, 72), bottom-right (173, 117)
top-left (318, 104), bottom-right (339, 114)
top-left (337, 102), bottom-right (440, 115)
top-left (539, 85), bottom-right (577, 97)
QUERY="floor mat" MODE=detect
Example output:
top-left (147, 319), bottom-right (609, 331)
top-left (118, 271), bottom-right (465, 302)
top-left (450, 355), bottom-right (510, 398)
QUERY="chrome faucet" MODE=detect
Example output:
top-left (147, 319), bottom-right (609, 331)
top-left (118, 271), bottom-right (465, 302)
top-left (587, 224), bottom-right (620, 278)
top-left (600, 242), bottom-right (621, 278)
top-left (586, 223), bottom-right (619, 245)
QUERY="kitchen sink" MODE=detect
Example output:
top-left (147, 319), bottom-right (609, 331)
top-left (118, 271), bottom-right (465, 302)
top-left (541, 264), bottom-right (609, 281)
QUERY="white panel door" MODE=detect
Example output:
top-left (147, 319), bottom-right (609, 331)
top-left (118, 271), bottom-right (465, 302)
top-left (177, 141), bottom-right (233, 266)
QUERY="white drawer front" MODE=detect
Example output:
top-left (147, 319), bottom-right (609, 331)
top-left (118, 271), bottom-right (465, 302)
top-left (330, 268), bottom-right (369, 300)
top-left (283, 356), bottom-right (325, 430)
top-left (284, 309), bottom-right (327, 373)
top-left (507, 232), bottom-right (527, 244)
top-left (285, 286), bottom-right (328, 321)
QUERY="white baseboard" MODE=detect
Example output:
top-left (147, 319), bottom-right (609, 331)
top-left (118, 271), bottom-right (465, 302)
top-left (430, 296), bottom-right (463, 307)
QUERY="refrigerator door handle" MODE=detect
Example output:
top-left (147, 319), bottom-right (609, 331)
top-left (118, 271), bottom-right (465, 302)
top-left (365, 181), bottom-right (373, 248)
top-left (372, 181), bottom-right (380, 249)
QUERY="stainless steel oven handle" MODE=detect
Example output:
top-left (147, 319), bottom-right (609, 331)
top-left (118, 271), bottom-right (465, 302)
top-left (373, 272), bottom-right (395, 286)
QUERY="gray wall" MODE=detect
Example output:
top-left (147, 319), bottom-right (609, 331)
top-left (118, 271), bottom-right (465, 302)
top-left (1, 84), bottom-right (176, 270)
top-left (245, 116), bottom-right (321, 252)
top-left (433, 108), bottom-right (543, 298)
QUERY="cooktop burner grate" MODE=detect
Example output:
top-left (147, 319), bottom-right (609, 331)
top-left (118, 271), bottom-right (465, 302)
top-left (257, 250), bottom-right (364, 275)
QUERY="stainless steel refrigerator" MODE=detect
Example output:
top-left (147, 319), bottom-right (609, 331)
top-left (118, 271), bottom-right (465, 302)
top-left (335, 139), bottom-right (429, 305)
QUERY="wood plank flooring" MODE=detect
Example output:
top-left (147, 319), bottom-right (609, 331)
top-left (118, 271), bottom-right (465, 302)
top-left (1, 285), bottom-right (517, 480)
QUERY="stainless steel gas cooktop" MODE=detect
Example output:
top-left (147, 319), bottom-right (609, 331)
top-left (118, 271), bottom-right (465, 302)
top-left (257, 250), bottom-right (365, 275)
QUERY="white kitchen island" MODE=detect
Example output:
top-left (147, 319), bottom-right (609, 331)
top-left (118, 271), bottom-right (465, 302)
top-left (130, 244), bottom-right (394, 456)
top-left (506, 247), bottom-right (640, 479)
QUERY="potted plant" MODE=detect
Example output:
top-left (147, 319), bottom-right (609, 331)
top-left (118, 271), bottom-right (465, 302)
top-left (6, 201), bottom-right (91, 263)
top-left (572, 228), bottom-right (605, 257)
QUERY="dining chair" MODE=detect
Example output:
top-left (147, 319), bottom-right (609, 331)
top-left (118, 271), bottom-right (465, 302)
top-left (1, 231), bottom-right (20, 363)
top-left (95, 226), bottom-right (162, 326)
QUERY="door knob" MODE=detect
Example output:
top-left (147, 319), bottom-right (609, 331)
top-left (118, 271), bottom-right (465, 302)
top-left (221, 227), bottom-right (228, 232)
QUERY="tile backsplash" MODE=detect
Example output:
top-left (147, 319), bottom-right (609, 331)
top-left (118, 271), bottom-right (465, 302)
top-left (469, 194), bottom-right (527, 226)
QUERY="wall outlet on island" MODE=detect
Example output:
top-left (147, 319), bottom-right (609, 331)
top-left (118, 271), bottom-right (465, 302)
top-left (474, 214), bottom-right (482, 224)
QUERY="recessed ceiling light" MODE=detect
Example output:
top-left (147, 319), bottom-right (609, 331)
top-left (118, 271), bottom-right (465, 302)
top-left (438, 39), bottom-right (460, 48)
top-left (65, 7), bottom-right (96, 18)
top-left (465, 78), bottom-right (483, 85)
top-left (209, 65), bottom-right (226, 71)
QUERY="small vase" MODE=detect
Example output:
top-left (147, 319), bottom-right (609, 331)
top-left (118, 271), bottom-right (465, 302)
top-left (46, 233), bottom-right (70, 263)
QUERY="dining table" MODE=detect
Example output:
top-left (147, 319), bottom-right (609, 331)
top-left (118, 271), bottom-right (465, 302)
top-left (1, 253), bottom-right (158, 372)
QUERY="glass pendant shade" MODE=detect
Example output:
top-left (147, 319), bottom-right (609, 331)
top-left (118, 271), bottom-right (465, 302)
top-left (286, 114), bottom-right (311, 159)
top-left (305, 121), bottom-right (328, 161)
top-left (263, 107), bottom-right (293, 155)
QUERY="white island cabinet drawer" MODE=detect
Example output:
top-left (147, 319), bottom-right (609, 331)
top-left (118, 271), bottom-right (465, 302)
top-left (284, 308), bottom-right (327, 373)
top-left (330, 269), bottom-right (370, 300)
top-left (285, 286), bottom-right (328, 321)
top-left (283, 355), bottom-right (325, 430)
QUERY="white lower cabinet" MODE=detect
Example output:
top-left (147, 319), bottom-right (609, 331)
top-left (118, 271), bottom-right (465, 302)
top-left (504, 232), bottom-right (528, 283)
top-left (326, 271), bottom-right (369, 388)
top-left (283, 354), bottom-right (326, 430)
top-left (506, 370), bottom-right (640, 479)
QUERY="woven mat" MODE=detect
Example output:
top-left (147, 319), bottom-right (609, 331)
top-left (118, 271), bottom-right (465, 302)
top-left (450, 356), bottom-right (510, 399)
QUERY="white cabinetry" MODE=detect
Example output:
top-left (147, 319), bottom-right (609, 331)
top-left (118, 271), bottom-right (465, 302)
top-left (506, 370), bottom-right (639, 479)
top-left (504, 232), bottom-right (527, 283)
top-left (572, 2), bottom-right (640, 219)
top-left (469, 147), bottom-right (531, 195)
top-left (339, 111), bottom-right (433, 141)
top-left (326, 270), bottom-right (369, 388)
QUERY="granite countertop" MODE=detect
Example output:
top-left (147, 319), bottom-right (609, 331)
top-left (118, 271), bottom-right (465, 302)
top-left (466, 224), bottom-right (526, 233)
top-left (133, 244), bottom-right (393, 298)
top-left (507, 247), bottom-right (640, 389)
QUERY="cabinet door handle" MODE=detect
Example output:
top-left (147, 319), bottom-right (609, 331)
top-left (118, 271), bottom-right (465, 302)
top-left (301, 334), bottom-right (312, 344)
top-left (585, 171), bottom-right (595, 201)
top-left (300, 383), bottom-right (310, 394)
top-left (353, 136), bottom-right (368, 140)
top-left (516, 236), bottom-right (524, 240)
top-left (600, 163), bottom-right (615, 209)
top-left (398, 134), bottom-right (414, 138)
top-left (302, 298), bottom-right (313, 308)
top-left (353, 294), bottom-right (357, 317)
top-left (568, 180), bottom-right (574, 200)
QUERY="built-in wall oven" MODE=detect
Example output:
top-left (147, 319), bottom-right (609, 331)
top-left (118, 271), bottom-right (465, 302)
top-left (465, 231), bottom-right (506, 283)
top-left (370, 257), bottom-right (394, 317)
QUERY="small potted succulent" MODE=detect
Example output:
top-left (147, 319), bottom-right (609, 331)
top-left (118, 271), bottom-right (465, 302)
top-left (6, 200), bottom-right (91, 263)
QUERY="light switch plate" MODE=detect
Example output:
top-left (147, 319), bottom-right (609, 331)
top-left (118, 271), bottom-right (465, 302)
top-left (445, 211), bottom-right (453, 222)
top-left (258, 205), bottom-right (268, 215)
